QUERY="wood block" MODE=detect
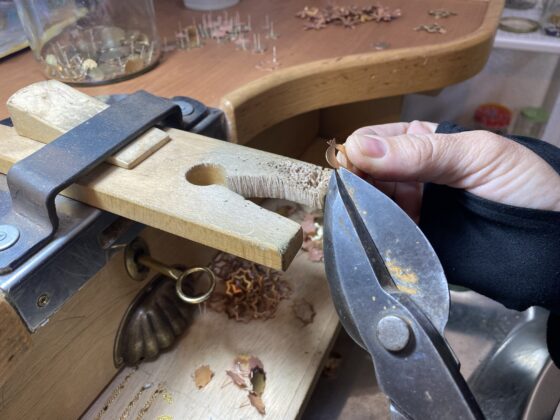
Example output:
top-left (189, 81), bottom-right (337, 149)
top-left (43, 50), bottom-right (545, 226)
top-left (6, 80), bottom-right (170, 169)
top-left (81, 238), bottom-right (339, 420)
top-left (0, 294), bottom-right (31, 389)
top-left (0, 228), bottom-right (218, 419)
top-left (1, 80), bottom-right (332, 270)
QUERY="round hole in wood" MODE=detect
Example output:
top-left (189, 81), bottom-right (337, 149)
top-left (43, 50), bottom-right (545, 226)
top-left (186, 164), bottom-right (226, 186)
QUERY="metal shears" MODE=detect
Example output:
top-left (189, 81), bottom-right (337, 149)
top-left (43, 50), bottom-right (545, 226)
top-left (323, 168), bottom-right (485, 419)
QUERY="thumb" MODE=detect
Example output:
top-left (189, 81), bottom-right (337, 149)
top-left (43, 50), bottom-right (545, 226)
top-left (344, 130), bottom-right (501, 186)
top-left (343, 129), bottom-right (560, 211)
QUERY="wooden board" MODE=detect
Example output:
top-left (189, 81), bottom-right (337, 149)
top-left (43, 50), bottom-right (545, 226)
top-left (0, 0), bottom-right (504, 142)
top-left (0, 228), bottom-right (219, 420)
top-left (0, 96), bottom-right (404, 420)
top-left (0, 121), bottom-right (331, 270)
top-left (7, 80), bottom-right (169, 169)
top-left (81, 233), bottom-right (338, 420)
top-left (0, 294), bottom-right (31, 389)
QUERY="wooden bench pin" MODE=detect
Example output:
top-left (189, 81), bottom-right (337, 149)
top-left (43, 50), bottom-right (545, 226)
top-left (0, 81), bottom-right (332, 270)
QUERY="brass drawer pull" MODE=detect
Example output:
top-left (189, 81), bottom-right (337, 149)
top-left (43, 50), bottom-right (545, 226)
top-left (124, 238), bottom-right (215, 304)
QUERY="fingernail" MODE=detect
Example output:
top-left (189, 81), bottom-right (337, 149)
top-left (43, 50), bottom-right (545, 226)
top-left (354, 134), bottom-right (387, 158)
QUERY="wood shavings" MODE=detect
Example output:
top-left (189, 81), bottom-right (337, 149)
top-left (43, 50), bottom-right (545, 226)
top-left (249, 392), bottom-right (266, 415)
top-left (301, 213), bottom-right (324, 262)
top-left (414, 23), bottom-right (447, 34)
top-left (207, 253), bottom-right (292, 322)
top-left (292, 298), bottom-right (316, 326)
top-left (296, 5), bottom-right (401, 30)
top-left (428, 9), bottom-right (457, 19)
top-left (194, 365), bottom-right (214, 389)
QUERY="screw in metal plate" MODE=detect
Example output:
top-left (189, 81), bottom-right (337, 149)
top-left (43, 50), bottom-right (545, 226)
top-left (0, 224), bottom-right (20, 251)
top-left (37, 293), bottom-right (50, 308)
top-left (376, 315), bottom-right (411, 352)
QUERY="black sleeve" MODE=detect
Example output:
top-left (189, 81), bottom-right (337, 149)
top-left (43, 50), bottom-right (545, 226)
top-left (419, 121), bottom-right (560, 365)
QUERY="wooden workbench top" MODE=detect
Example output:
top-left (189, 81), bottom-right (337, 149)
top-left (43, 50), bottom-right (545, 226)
top-left (0, 0), bottom-right (503, 142)
top-left (0, 2), bottom-right (504, 418)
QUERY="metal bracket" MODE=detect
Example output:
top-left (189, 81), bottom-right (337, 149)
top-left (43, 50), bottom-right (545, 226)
top-left (102, 94), bottom-right (228, 140)
top-left (0, 91), bottom-right (184, 273)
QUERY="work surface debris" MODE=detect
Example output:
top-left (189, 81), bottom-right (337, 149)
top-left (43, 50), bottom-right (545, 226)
top-left (207, 205), bottom-right (324, 322)
top-left (292, 298), bottom-right (317, 326)
top-left (226, 355), bottom-right (267, 415)
top-left (207, 252), bottom-right (293, 322)
top-left (296, 4), bottom-right (401, 30)
top-left (414, 23), bottom-right (447, 34)
top-left (301, 212), bottom-right (324, 262)
top-left (193, 365), bottom-right (214, 389)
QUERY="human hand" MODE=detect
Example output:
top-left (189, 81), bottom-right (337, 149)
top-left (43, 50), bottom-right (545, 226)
top-left (337, 121), bottom-right (560, 221)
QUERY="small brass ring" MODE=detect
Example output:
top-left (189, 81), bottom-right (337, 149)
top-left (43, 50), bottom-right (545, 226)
top-left (176, 267), bottom-right (216, 304)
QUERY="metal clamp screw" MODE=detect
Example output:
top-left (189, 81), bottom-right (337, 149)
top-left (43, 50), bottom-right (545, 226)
top-left (0, 225), bottom-right (20, 251)
top-left (376, 315), bottom-right (411, 352)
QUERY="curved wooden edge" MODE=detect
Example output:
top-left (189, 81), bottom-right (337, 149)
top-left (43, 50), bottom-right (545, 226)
top-left (221, 0), bottom-right (504, 144)
top-left (0, 293), bottom-right (31, 389)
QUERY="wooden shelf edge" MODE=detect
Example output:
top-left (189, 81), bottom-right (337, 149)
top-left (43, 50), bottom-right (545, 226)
top-left (222, 0), bottom-right (505, 143)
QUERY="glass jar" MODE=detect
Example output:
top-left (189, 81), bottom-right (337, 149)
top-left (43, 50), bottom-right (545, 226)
top-left (14, 0), bottom-right (161, 85)
top-left (505, 0), bottom-right (538, 10)
top-left (542, 0), bottom-right (560, 37)
top-left (183, 0), bottom-right (239, 11)
top-left (473, 103), bottom-right (513, 135)
top-left (513, 107), bottom-right (549, 137)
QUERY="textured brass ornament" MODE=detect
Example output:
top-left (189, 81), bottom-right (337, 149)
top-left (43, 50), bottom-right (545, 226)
top-left (114, 273), bottom-right (193, 367)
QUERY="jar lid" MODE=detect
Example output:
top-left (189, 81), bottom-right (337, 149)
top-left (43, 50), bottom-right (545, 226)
top-left (520, 107), bottom-right (549, 123)
top-left (544, 25), bottom-right (560, 37)
top-left (499, 17), bottom-right (540, 33)
top-left (474, 103), bottom-right (512, 129)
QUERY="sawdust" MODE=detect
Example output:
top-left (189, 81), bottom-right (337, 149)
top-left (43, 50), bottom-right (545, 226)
top-left (228, 160), bottom-right (331, 210)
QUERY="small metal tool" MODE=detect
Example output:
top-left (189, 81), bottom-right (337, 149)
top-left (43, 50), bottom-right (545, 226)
top-left (323, 168), bottom-right (484, 419)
